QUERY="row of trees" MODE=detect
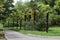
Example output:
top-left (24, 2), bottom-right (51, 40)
top-left (0, 0), bottom-right (60, 32)
top-left (14, 0), bottom-right (60, 31)
top-left (0, 0), bottom-right (15, 25)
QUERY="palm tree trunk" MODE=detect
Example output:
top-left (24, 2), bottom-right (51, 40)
top-left (17, 16), bottom-right (19, 29)
top-left (20, 19), bottom-right (22, 30)
top-left (46, 13), bottom-right (49, 33)
top-left (33, 9), bottom-right (36, 30)
top-left (24, 15), bottom-right (27, 30)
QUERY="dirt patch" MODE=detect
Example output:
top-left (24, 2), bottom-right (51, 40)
top-left (0, 30), bottom-right (6, 40)
top-left (0, 34), bottom-right (6, 40)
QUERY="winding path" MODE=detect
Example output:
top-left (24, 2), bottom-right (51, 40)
top-left (4, 30), bottom-right (60, 40)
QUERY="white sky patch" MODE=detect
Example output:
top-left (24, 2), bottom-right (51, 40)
top-left (13, 0), bottom-right (19, 5)
top-left (13, 0), bottom-right (30, 5)
top-left (22, 0), bottom-right (30, 2)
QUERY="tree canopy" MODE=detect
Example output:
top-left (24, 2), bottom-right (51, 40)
top-left (0, 0), bottom-right (60, 31)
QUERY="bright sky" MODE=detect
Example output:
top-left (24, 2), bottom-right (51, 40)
top-left (13, 0), bottom-right (30, 5)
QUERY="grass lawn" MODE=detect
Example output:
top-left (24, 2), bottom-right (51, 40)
top-left (0, 24), bottom-right (3, 29)
top-left (18, 26), bottom-right (60, 36)
top-left (6, 25), bottom-right (60, 36)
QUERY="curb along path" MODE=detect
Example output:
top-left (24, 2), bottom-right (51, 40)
top-left (4, 30), bottom-right (60, 40)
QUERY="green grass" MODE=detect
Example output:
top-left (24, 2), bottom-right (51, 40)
top-left (19, 26), bottom-right (60, 36)
top-left (4, 25), bottom-right (60, 36)
top-left (0, 23), bottom-right (3, 29)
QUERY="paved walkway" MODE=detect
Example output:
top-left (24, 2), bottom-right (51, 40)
top-left (4, 30), bottom-right (60, 40)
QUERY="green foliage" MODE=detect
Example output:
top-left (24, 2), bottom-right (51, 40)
top-left (3, 0), bottom-right (60, 31)
top-left (54, 0), bottom-right (60, 15)
top-left (49, 14), bottom-right (60, 26)
top-left (0, 0), bottom-right (14, 20)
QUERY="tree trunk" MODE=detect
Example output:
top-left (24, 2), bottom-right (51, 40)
top-left (33, 9), bottom-right (36, 30)
top-left (8, 21), bottom-right (9, 27)
top-left (24, 15), bottom-right (27, 30)
top-left (13, 13), bottom-right (14, 27)
top-left (20, 19), bottom-right (22, 30)
top-left (46, 13), bottom-right (49, 33)
top-left (25, 15), bottom-right (27, 21)
top-left (16, 16), bottom-right (19, 29)
top-left (13, 17), bottom-right (14, 27)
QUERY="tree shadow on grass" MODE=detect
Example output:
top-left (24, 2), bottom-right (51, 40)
top-left (48, 30), bottom-right (53, 31)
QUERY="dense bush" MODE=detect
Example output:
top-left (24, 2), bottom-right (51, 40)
top-left (49, 14), bottom-right (60, 26)
top-left (4, 22), bottom-right (19, 27)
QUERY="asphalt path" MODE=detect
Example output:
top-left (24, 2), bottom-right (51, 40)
top-left (4, 30), bottom-right (60, 40)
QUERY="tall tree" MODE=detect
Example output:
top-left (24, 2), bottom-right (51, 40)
top-left (43, 0), bottom-right (56, 32)
top-left (0, 0), bottom-right (14, 20)
top-left (30, 0), bottom-right (37, 29)
top-left (3, 0), bottom-right (14, 16)
top-left (0, 0), bottom-right (15, 27)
